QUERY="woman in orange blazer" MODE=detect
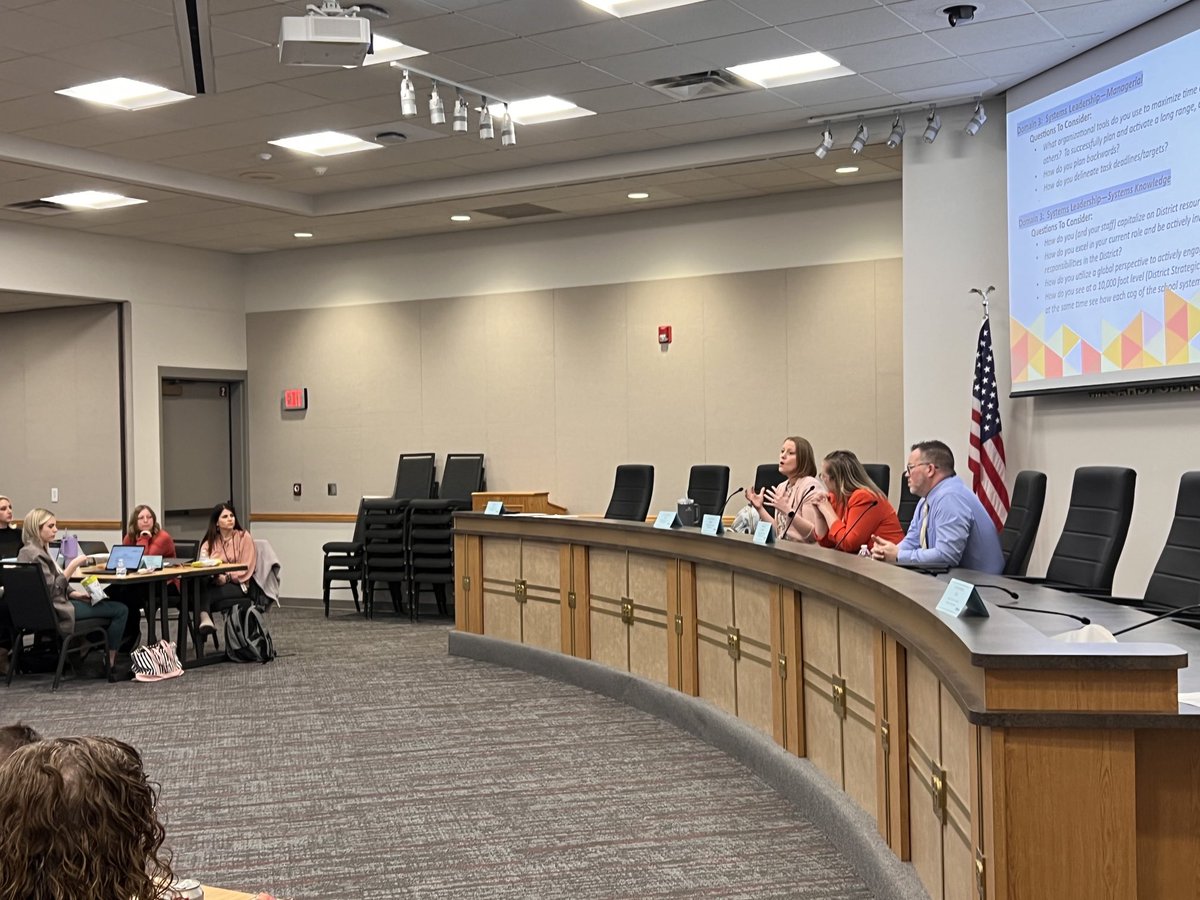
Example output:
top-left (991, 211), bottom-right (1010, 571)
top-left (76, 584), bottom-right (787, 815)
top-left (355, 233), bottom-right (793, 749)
top-left (815, 450), bottom-right (905, 554)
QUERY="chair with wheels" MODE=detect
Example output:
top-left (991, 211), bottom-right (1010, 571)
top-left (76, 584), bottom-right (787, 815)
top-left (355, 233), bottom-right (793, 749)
top-left (896, 479), bottom-right (919, 532)
top-left (1000, 471), bottom-right (1047, 577)
top-left (862, 464), bottom-right (890, 498)
top-left (0, 563), bottom-right (112, 691)
top-left (687, 465), bottom-right (731, 519)
top-left (604, 465), bottom-right (654, 521)
top-left (753, 463), bottom-right (786, 517)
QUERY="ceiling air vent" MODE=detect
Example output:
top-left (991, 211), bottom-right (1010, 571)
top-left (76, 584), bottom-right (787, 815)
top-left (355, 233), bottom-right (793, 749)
top-left (475, 203), bottom-right (560, 219)
top-left (646, 70), bottom-right (751, 101)
top-left (5, 199), bottom-right (70, 216)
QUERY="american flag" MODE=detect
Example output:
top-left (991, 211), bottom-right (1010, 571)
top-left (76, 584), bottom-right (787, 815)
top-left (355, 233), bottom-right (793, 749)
top-left (968, 315), bottom-right (1009, 530)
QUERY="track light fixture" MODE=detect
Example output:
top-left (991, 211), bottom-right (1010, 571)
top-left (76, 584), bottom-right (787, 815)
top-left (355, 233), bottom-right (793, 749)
top-left (849, 122), bottom-right (868, 154)
top-left (886, 114), bottom-right (905, 148)
top-left (479, 97), bottom-right (494, 140)
top-left (814, 126), bottom-right (833, 159)
top-left (500, 103), bottom-right (515, 146)
top-left (452, 92), bottom-right (468, 133)
top-left (429, 82), bottom-right (445, 125)
top-left (964, 100), bottom-right (987, 136)
top-left (923, 109), bottom-right (941, 143)
top-left (399, 69), bottom-right (417, 117)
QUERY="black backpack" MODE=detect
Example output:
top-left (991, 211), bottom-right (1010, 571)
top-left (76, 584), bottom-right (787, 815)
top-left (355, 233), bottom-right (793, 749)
top-left (224, 604), bottom-right (276, 663)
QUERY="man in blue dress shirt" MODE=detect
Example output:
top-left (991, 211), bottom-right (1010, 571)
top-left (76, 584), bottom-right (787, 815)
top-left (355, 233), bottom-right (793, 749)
top-left (870, 440), bottom-right (1005, 574)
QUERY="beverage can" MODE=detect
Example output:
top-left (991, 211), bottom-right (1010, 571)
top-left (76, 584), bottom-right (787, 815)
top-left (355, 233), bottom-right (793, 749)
top-left (171, 878), bottom-right (204, 899)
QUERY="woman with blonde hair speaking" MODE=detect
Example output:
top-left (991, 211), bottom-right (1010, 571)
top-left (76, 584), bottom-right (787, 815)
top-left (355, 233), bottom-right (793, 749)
top-left (815, 449), bottom-right (905, 554)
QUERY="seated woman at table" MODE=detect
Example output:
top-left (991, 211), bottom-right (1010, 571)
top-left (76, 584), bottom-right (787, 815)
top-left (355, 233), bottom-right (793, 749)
top-left (15, 509), bottom-right (128, 675)
top-left (0, 735), bottom-right (176, 899)
top-left (197, 501), bottom-right (257, 636)
top-left (815, 449), bottom-right (905, 554)
top-left (113, 504), bottom-right (180, 652)
top-left (744, 436), bottom-right (827, 543)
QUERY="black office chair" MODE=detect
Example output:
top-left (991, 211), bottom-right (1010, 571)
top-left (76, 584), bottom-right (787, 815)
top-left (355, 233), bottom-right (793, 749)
top-left (754, 463), bottom-right (786, 517)
top-left (393, 452), bottom-right (437, 501)
top-left (896, 478), bottom-right (919, 532)
top-left (406, 499), bottom-right (456, 619)
top-left (1017, 466), bottom-right (1136, 595)
top-left (1000, 471), bottom-right (1047, 577)
top-left (687, 465), bottom-right (730, 519)
top-left (1102, 472), bottom-right (1200, 618)
top-left (604, 465), bottom-right (654, 521)
top-left (862, 464), bottom-right (890, 498)
top-left (173, 539), bottom-right (199, 562)
top-left (0, 563), bottom-right (112, 690)
top-left (321, 498), bottom-right (367, 617)
top-left (438, 453), bottom-right (486, 507)
top-left (362, 497), bottom-right (410, 618)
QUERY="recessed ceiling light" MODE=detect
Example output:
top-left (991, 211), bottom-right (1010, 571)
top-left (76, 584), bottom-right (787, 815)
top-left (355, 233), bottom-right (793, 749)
top-left (581, 0), bottom-right (706, 15)
top-left (41, 190), bottom-right (146, 209)
top-left (450, 214), bottom-right (472, 222)
top-left (55, 78), bottom-right (192, 110)
top-left (268, 131), bottom-right (382, 157)
top-left (835, 166), bottom-right (859, 174)
top-left (365, 36), bottom-right (427, 66)
top-left (627, 191), bottom-right (650, 200)
top-left (728, 52), bottom-right (852, 88)
top-left (294, 232), bottom-right (314, 239)
top-left (486, 96), bottom-right (595, 125)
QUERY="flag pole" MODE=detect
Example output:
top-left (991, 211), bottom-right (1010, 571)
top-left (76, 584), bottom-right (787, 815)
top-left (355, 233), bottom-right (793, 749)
top-left (969, 284), bottom-right (995, 319)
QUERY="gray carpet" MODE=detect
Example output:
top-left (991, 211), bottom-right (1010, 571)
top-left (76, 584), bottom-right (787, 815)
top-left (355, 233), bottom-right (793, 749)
top-left (2, 607), bottom-right (875, 900)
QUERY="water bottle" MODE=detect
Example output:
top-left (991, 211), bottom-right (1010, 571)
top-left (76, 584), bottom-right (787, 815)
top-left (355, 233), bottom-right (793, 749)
top-left (116, 557), bottom-right (127, 577)
top-left (858, 544), bottom-right (871, 557)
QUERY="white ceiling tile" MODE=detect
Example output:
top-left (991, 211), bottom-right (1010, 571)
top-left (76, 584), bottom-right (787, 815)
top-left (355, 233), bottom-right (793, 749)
top-left (680, 28), bottom-right (812, 68)
top-left (0, 54), bottom-right (116, 90)
top-left (439, 38), bottom-right (577, 76)
top-left (589, 44), bottom-right (718, 83)
top-left (630, 0), bottom-right (778, 44)
top-left (528, 20), bottom-right (667, 60)
top-left (830, 33), bottom-right (954, 73)
top-left (381, 13), bottom-right (517, 52)
top-left (508, 62), bottom-right (625, 94)
top-left (933, 13), bottom-right (1064, 53)
top-left (565, 83), bottom-right (675, 113)
top-left (866, 57), bottom-right (984, 92)
top-left (1039, 2), bottom-right (1172, 37)
top-left (460, 0), bottom-right (610, 33)
top-left (964, 41), bottom-right (1076, 78)
top-left (727, 0), bottom-right (879, 26)
top-left (896, 78), bottom-right (999, 103)
top-left (24, 0), bottom-right (174, 37)
top-left (780, 7), bottom-right (920, 50)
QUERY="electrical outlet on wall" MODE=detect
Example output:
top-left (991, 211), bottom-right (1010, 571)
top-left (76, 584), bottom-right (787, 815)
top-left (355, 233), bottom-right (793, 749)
top-left (51, 487), bottom-right (59, 503)
top-left (327, 483), bottom-right (337, 496)
top-left (292, 482), bottom-right (302, 497)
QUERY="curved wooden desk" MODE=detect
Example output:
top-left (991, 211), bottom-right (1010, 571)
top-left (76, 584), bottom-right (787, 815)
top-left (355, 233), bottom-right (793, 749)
top-left (453, 513), bottom-right (1200, 900)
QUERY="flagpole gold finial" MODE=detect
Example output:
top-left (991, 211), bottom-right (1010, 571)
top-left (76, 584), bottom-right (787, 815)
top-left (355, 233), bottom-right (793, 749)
top-left (969, 285), bottom-right (996, 318)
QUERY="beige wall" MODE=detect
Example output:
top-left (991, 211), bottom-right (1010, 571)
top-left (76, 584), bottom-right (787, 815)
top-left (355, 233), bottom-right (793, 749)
top-left (247, 259), bottom-right (904, 520)
top-left (0, 304), bottom-right (121, 520)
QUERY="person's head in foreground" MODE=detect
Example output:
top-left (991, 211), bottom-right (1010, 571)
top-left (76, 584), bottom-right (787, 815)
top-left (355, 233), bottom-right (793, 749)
top-left (0, 735), bottom-right (175, 900)
top-left (0, 723), bottom-right (41, 764)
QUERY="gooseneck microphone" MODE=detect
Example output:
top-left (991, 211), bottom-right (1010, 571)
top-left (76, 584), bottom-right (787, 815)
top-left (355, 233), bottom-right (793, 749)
top-left (832, 499), bottom-right (879, 552)
top-left (997, 603), bottom-right (1091, 626)
top-left (973, 584), bottom-right (1020, 600)
top-left (1111, 602), bottom-right (1200, 637)
top-left (779, 508), bottom-right (798, 540)
top-left (720, 487), bottom-right (744, 514)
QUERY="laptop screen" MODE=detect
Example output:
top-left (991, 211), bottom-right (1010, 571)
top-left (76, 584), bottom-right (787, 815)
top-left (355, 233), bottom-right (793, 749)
top-left (106, 545), bottom-right (145, 572)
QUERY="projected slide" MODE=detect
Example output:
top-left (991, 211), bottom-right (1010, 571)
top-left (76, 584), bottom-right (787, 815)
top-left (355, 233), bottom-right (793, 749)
top-left (1007, 29), bottom-right (1200, 393)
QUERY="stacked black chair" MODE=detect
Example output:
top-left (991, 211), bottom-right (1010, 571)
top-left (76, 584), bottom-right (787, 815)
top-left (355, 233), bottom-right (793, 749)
top-left (896, 479), bottom-right (919, 532)
top-left (321, 498), bottom-right (368, 616)
top-left (362, 498), bottom-right (410, 618)
top-left (687, 465), bottom-right (730, 519)
top-left (393, 452), bottom-right (437, 501)
top-left (1016, 466), bottom-right (1136, 595)
top-left (406, 499), bottom-right (456, 619)
top-left (862, 464), bottom-right (890, 498)
top-left (604, 465), bottom-right (654, 521)
top-left (1000, 471), bottom-right (1047, 577)
top-left (439, 453), bottom-right (486, 506)
top-left (0, 563), bottom-right (112, 690)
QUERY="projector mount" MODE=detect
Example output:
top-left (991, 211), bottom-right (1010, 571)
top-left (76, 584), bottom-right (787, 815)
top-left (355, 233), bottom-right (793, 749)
top-left (306, 1), bottom-right (361, 16)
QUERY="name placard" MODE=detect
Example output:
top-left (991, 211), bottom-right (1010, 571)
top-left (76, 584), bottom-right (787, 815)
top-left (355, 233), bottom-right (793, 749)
top-left (484, 500), bottom-right (505, 516)
top-left (700, 514), bottom-right (724, 536)
top-left (936, 578), bottom-right (990, 618)
top-left (653, 510), bottom-right (681, 529)
top-left (752, 521), bottom-right (776, 545)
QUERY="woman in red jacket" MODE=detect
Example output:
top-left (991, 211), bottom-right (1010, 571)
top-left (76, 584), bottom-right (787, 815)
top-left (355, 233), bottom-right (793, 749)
top-left (115, 504), bottom-right (178, 651)
top-left (815, 450), bottom-right (905, 554)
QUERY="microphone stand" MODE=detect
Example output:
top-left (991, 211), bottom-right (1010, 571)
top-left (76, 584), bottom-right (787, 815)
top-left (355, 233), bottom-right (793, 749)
top-left (1112, 602), bottom-right (1200, 636)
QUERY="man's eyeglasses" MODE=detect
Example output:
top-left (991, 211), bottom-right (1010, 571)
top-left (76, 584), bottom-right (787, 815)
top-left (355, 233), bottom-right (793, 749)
top-left (905, 460), bottom-right (934, 475)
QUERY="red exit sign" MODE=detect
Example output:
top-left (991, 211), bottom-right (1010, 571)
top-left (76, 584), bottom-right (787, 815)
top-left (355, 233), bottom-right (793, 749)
top-left (283, 388), bottom-right (308, 411)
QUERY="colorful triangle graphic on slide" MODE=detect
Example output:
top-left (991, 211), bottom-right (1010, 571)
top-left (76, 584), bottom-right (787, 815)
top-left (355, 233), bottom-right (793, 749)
top-left (1064, 340), bottom-right (1083, 375)
top-left (1081, 340), bottom-right (1101, 374)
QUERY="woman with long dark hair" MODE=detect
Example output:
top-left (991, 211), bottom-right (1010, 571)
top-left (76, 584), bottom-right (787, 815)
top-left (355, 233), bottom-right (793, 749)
top-left (197, 501), bottom-right (257, 635)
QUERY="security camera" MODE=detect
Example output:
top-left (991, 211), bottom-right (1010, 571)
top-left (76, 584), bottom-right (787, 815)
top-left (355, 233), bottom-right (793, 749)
top-left (944, 4), bottom-right (977, 26)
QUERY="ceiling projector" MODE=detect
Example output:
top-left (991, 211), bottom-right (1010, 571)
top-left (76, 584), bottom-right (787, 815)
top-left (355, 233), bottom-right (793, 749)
top-left (279, 14), bottom-right (371, 66)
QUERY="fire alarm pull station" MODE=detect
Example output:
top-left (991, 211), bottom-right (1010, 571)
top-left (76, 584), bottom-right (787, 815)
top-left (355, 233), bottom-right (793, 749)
top-left (658, 325), bottom-right (672, 345)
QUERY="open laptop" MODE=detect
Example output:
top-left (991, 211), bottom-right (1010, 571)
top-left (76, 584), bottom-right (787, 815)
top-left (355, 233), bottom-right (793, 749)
top-left (104, 545), bottom-right (145, 573)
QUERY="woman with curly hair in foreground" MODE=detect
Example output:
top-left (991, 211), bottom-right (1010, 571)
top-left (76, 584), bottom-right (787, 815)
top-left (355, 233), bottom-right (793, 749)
top-left (0, 735), bottom-right (175, 899)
